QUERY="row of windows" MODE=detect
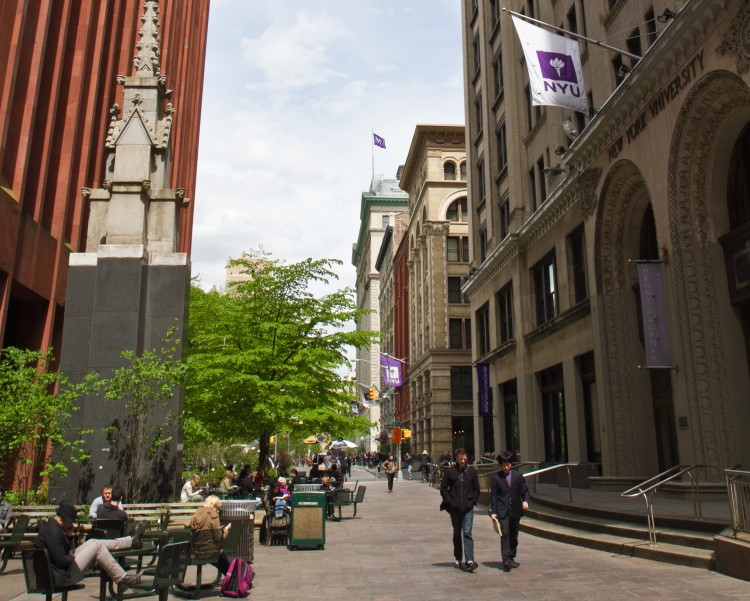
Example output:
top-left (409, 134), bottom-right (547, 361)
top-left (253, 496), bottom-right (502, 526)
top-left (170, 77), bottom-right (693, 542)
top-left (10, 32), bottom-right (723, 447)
top-left (444, 161), bottom-right (467, 181)
top-left (475, 226), bottom-right (588, 357)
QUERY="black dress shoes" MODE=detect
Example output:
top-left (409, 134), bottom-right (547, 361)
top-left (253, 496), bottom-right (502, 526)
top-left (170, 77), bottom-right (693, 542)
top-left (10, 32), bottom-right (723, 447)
top-left (503, 563), bottom-right (512, 572)
top-left (509, 560), bottom-right (520, 568)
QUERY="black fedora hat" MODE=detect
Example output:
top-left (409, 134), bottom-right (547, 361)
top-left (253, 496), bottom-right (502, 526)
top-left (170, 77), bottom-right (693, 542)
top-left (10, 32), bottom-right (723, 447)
top-left (56, 502), bottom-right (78, 524)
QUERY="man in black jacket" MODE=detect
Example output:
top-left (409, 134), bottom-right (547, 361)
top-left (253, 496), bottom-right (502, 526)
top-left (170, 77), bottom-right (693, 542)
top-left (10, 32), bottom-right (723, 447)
top-left (490, 452), bottom-right (530, 572)
top-left (36, 502), bottom-right (144, 594)
top-left (440, 448), bottom-right (480, 571)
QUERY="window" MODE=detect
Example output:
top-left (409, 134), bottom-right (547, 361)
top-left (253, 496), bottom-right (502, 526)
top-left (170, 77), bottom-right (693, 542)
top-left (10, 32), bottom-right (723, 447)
top-left (532, 252), bottom-right (557, 326)
top-left (579, 0), bottom-right (588, 36)
top-left (496, 283), bottom-right (514, 343)
top-left (459, 162), bottom-right (467, 180)
top-left (524, 85), bottom-right (533, 132)
top-left (613, 53), bottom-right (626, 85)
top-left (479, 226), bottom-right (488, 263)
top-left (566, 5), bottom-right (577, 35)
top-left (499, 196), bottom-right (510, 240)
top-left (496, 121), bottom-right (507, 173)
top-left (449, 319), bottom-right (471, 349)
top-left (626, 28), bottom-right (642, 67)
top-left (608, 0), bottom-right (617, 9)
top-left (526, 0), bottom-right (535, 19)
top-left (448, 276), bottom-right (464, 303)
top-left (446, 198), bottom-right (468, 222)
top-left (473, 34), bottom-right (480, 75)
top-left (493, 52), bottom-right (504, 99)
top-left (475, 93), bottom-right (483, 136)
top-left (444, 162), bottom-right (456, 180)
top-left (537, 156), bottom-right (547, 204)
top-left (645, 7), bottom-right (657, 47)
top-left (490, 0), bottom-right (501, 27)
top-left (447, 236), bottom-right (470, 262)
top-left (477, 159), bottom-right (485, 205)
top-left (568, 226), bottom-right (588, 303)
top-left (476, 302), bottom-right (491, 356)
top-left (528, 166), bottom-right (537, 212)
top-left (382, 215), bottom-right (390, 228)
top-left (450, 366), bottom-right (473, 400)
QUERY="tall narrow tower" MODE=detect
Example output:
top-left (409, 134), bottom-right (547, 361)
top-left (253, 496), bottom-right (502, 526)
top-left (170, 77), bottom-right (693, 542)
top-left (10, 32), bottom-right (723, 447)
top-left (53, 1), bottom-right (191, 503)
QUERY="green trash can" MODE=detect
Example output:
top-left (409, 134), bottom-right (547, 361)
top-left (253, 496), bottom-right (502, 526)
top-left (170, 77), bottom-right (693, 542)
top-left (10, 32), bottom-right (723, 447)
top-left (289, 490), bottom-right (326, 550)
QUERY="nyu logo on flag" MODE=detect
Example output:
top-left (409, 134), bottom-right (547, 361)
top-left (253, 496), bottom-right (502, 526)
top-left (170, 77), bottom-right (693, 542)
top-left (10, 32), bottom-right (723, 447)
top-left (380, 353), bottom-right (402, 388)
top-left (373, 133), bottom-right (386, 149)
top-left (537, 51), bottom-right (578, 83)
top-left (512, 16), bottom-right (587, 113)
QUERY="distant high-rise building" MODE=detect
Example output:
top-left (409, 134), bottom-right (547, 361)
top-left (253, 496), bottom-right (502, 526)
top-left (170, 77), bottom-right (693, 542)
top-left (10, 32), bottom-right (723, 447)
top-left (352, 175), bottom-right (409, 451)
top-left (461, 0), bottom-right (750, 479)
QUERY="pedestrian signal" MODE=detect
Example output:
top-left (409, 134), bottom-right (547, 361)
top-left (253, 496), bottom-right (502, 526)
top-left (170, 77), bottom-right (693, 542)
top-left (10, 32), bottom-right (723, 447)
top-left (369, 387), bottom-right (376, 400)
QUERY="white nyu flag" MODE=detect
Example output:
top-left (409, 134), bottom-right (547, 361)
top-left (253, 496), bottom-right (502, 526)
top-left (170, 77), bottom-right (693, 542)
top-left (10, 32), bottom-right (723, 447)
top-left (512, 15), bottom-right (587, 113)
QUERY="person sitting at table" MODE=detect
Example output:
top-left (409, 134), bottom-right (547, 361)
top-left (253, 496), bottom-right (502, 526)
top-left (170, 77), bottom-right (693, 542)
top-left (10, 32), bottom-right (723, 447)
top-left (181, 474), bottom-right (204, 502)
top-left (36, 502), bottom-right (146, 594)
top-left (189, 495), bottom-right (231, 574)
top-left (237, 465), bottom-right (255, 497)
top-left (219, 470), bottom-right (240, 498)
top-left (88, 484), bottom-right (113, 519)
top-left (0, 486), bottom-right (12, 532)
top-left (289, 468), bottom-right (302, 486)
top-left (96, 486), bottom-right (128, 524)
top-left (319, 474), bottom-right (335, 492)
top-left (272, 478), bottom-right (290, 519)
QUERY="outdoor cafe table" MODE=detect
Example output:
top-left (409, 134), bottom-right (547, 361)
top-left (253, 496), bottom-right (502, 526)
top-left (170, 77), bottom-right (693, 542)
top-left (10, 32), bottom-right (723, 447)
top-left (99, 543), bottom-right (156, 601)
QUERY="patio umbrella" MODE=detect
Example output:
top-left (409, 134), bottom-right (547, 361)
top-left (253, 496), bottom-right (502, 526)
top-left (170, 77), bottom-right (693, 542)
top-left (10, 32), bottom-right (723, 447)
top-left (329, 439), bottom-right (358, 450)
top-left (303, 435), bottom-right (318, 444)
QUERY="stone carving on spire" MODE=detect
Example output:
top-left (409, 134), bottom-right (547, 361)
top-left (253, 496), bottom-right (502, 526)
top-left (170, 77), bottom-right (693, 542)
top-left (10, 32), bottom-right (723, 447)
top-left (133, 1), bottom-right (161, 77)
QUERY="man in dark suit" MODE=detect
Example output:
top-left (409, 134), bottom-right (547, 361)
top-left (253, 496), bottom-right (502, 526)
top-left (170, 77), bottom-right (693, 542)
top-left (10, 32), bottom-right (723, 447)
top-left (490, 452), bottom-right (529, 572)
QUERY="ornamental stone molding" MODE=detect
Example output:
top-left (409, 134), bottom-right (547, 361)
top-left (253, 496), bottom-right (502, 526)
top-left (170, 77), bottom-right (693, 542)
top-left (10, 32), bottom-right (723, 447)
top-left (577, 167), bottom-right (603, 219)
top-left (667, 69), bottom-right (749, 479)
top-left (716, 2), bottom-right (750, 74)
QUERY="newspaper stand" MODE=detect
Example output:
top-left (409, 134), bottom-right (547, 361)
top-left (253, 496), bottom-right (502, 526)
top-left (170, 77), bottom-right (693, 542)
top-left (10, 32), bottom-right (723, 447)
top-left (219, 499), bottom-right (257, 562)
top-left (289, 491), bottom-right (326, 550)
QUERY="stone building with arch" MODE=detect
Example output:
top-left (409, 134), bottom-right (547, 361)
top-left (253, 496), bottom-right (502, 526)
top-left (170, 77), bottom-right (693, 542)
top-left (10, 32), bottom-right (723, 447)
top-left (397, 124), bottom-right (474, 459)
top-left (461, 0), bottom-right (750, 481)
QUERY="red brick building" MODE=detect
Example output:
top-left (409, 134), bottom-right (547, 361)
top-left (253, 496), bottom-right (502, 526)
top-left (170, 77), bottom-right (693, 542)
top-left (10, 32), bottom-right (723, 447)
top-left (0, 1), bottom-right (209, 354)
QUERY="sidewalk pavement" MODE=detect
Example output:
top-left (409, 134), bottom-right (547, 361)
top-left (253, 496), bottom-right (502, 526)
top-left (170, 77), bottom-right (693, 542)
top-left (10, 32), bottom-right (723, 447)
top-left (6, 467), bottom-right (750, 600)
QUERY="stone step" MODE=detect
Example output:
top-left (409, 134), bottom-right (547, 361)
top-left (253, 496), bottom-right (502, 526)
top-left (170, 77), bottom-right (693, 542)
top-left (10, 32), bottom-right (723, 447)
top-left (521, 515), bottom-right (716, 570)
top-left (525, 503), bottom-right (716, 550)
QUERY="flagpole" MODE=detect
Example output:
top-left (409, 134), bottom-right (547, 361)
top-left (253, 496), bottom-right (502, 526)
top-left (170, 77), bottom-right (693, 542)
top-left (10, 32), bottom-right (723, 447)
top-left (371, 129), bottom-right (375, 182)
top-left (503, 8), bottom-right (641, 60)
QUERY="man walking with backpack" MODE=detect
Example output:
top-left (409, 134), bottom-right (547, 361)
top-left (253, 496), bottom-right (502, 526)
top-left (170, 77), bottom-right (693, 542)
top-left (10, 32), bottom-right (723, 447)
top-left (440, 448), bottom-right (480, 571)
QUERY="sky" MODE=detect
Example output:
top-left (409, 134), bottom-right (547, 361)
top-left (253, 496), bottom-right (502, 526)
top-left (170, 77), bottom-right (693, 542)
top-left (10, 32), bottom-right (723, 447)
top-left (190, 1), bottom-right (466, 292)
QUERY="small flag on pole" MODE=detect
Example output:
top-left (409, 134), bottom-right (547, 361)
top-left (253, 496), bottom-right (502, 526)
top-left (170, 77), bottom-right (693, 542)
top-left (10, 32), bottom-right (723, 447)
top-left (373, 133), bottom-right (386, 149)
top-left (511, 15), bottom-right (587, 113)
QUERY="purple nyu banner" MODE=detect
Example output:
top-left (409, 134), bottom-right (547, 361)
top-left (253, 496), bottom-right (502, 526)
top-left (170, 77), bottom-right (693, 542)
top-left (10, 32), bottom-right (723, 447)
top-left (476, 362), bottom-right (492, 417)
top-left (636, 261), bottom-right (672, 368)
top-left (380, 353), bottom-right (403, 388)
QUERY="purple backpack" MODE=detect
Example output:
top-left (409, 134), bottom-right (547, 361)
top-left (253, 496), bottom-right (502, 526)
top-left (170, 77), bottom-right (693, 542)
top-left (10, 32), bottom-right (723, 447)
top-left (220, 557), bottom-right (254, 598)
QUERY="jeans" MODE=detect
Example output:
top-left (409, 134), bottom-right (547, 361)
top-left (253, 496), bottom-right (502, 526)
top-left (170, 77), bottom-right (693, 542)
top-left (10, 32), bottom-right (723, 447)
top-left (449, 509), bottom-right (474, 563)
top-left (386, 472), bottom-right (395, 491)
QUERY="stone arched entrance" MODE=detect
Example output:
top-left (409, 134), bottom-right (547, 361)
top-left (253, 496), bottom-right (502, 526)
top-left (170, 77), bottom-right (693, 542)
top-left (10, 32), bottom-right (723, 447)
top-left (667, 70), bottom-right (750, 479)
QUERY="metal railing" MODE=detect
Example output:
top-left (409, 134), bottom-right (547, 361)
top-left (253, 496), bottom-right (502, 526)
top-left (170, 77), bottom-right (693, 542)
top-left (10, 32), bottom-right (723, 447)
top-left (725, 466), bottom-right (750, 537)
top-left (523, 462), bottom-right (580, 503)
top-left (621, 464), bottom-right (705, 546)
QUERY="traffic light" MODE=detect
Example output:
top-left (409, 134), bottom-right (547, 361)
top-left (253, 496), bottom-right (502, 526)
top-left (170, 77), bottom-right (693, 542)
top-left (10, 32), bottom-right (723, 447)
top-left (403, 428), bottom-right (412, 439)
top-left (369, 387), bottom-right (376, 400)
top-left (269, 435), bottom-right (276, 444)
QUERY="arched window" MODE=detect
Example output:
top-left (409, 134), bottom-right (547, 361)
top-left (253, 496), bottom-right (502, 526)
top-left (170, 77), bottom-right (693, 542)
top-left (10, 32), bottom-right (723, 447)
top-left (460, 162), bottom-right (467, 180)
top-left (444, 162), bottom-right (456, 180)
top-left (446, 197), bottom-right (468, 222)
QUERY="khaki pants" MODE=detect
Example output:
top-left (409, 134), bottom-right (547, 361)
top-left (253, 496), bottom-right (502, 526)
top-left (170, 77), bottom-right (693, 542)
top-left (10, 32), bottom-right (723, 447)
top-left (73, 536), bottom-right (133, 582)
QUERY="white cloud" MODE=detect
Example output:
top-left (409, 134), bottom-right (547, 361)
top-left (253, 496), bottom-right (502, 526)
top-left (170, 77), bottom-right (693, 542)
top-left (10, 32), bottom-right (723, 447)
top-left (191, 1), bottom-right (465, 292)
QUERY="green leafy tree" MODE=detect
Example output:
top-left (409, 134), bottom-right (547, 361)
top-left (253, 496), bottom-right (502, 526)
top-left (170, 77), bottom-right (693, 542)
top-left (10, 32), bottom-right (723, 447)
top-left (99, 326), bottom-right (187, 502)
top-left (0, 347), bottom-right (93, 502)
top-left (186, 254), bottom-right (377, 476)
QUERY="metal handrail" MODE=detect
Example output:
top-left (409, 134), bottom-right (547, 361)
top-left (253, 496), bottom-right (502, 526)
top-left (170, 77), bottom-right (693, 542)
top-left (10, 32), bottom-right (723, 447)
top-left (725, 466), bottom-right (750, 537)
top-left (523, 462), bottom-right (580, 504)
top-left (620, 464), bottom-right (706, 546)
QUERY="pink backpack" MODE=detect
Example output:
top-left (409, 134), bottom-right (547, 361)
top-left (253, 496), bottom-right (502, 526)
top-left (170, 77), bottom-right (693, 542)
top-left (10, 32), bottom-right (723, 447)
top-left (220, 557), bottom-right (254, 597)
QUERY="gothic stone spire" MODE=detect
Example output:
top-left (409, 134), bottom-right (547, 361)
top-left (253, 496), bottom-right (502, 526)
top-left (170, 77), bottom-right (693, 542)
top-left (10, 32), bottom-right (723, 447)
top-left (134, 0), bottom-right (161, 77)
